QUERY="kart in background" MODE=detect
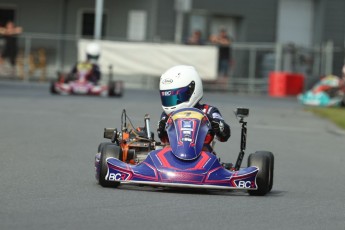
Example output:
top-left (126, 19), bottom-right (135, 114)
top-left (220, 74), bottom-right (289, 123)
top-left (298, 75), bottom-right (345, 107)
top-left (50, 70), bottom-right (123, 97)
top-left (95, 108), bottom-right (274, 196)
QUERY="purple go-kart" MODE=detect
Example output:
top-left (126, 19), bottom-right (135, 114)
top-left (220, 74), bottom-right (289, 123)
top-left (95, 107), bottom-right (274, 195)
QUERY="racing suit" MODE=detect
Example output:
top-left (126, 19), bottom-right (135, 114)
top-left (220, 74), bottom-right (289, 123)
top-left (70, 61), bottom-right (101, 84)
top-left (157, 103), bottom-right (231, 152)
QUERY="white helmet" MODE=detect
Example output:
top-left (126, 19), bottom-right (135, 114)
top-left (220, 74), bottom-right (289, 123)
top-left (159, 65), bottom-right (203, 115)
top-left (86, 42), bottom-right (100, 63)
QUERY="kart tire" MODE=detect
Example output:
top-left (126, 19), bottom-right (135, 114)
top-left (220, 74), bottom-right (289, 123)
top-left (50, 81), bottom-right (58, 94)
top-left (99, 143), bottom-right (122, 188)
top-left (247, 151), bottom-right (274, 196)
top-left (108, 81), bottom-right (123, 97)
top-left (267, 152), bottom-right (274, 192)
top-left (97, 142), bottom-right (115, 153)
top-left (340, 96), bottom-right (345, 107)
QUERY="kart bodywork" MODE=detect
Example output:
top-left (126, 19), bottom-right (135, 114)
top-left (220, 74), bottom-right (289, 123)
top-left (95, 108), bottom-right (274, 195)
top-left (99, 147), bottom-right (259, 190)
top-left (50, 70), bottom-right (123, 97)
top-left (298, 75), bottom-right (345, 107)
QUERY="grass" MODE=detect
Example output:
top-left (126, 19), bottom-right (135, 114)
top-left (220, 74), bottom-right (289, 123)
top-left (306, 107), bottom-right (345, 130)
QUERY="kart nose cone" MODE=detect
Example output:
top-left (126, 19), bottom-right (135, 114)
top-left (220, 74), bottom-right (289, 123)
top-left (166, 108), bottom-right (209, 160)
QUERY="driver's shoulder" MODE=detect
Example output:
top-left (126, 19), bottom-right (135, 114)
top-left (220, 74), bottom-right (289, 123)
top-left (196, 103), bottom-right (220, 114)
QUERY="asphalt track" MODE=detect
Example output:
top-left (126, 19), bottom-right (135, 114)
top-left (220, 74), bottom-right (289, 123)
top-left (0, 80), bottom-right (344, 230)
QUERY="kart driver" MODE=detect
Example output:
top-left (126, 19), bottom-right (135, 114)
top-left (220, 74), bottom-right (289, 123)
top-left (157, 65), bottom-right (231, 152)
top-left (68, 42), bottom-right (101, 84)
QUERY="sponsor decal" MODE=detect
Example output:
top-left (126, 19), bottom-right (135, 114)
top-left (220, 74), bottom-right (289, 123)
top-left (184, 112), bottom-right (191, 117)
top-left (182, 120), bottom-right (192, 128)
top-left (182, 130), bottom-right (192, 142)
top-left (236, 180), bottom-right (255, 188)
top-left (161, 91), bottom-right (172, 96)
top-left (107, 166), bottom-right (132, 181)
top-left (162, 78), bottom-right (173, 84)
top-left (108, 172), bottom-right (128, 181)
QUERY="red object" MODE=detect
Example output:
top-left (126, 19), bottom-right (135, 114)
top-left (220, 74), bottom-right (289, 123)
top-left (269, 72), bottom-right (304, 97)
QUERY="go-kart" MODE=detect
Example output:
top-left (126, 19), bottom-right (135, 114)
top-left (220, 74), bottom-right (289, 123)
top-left (298, 75), bottom-right (345, 107)
top-left (50, 70), bottom-right (123, 97)
top-left (95, 108), bottom-right (274, 195)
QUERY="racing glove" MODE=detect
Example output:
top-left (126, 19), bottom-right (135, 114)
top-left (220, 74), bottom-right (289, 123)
top-left (157, 116), bottom-right (168, 141)
top-left (211, 118), bottom-right (231, 142)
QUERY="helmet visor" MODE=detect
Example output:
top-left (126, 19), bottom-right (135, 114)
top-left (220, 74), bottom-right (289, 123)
top-left (87, 54), bottom-right (99, 61)
top-left (160, 86), bottom-right (192, 107)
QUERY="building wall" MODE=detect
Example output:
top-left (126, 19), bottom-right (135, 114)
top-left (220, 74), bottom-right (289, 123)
top-left (323, 0), bottom-right (345, 46)
top-left (322, 0), bottom-right (345, 74)
top-left (192, 0), bottom-right (278, 42)
top-left (156, 0), bottom-right (175, 41)
top-left (277, 0), bottom-right (314, 47)
top-left (2, 0), bottom-right (344, 45)
top-left (101, 0), bottom-right (158, 40)
top-left (0, 0), bottom-right (344, 74)
top-left (0, 0), bottom-right (62, 34)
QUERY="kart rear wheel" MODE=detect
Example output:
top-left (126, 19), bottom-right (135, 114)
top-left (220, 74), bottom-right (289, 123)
top-left (340, 96), bottom-right (345, 107)
top-left (50, 81), bottom-right (57, 94)
top-left (108, 81), bottom-right (124, 97)
top-left (99, 144), bottom-right (122, 188)
top-left (247, 151), bottom-right (274, 196)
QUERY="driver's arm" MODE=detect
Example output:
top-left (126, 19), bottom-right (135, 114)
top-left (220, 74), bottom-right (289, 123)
top-left (207, 109), bottom-right (231, 142)
top-left (157, 113), bottom-right (169, 143)
top-left (92, 64), bottom-right (101, 81)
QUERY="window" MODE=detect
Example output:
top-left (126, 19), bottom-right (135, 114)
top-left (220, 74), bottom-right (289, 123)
top-left (81, 11), bottom-right (107, 38)
top-left (127, 10), bottom-right (147, 41)
top-left (0, 8), bottom-right (15, 27)
top-left (189, 14), bottom-right (207, 38)
top-left (277, 0), bottom-right (313, 47)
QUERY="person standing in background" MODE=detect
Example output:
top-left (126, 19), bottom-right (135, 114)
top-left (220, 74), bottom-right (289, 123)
top-left (0, 21), bottom-right (23, 75)
top-left (209, 29), bottom-right (232, 79)
top-left (185, 30), bottom-right (205, 45)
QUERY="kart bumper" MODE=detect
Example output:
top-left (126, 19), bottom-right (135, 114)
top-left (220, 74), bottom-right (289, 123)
top-left (96, 150), bottom-right (259, 191)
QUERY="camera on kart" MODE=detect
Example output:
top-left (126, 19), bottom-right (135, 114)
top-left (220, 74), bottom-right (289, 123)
top-left (235, 108), bottom-right (249, 119)
top-left (104, 128), bottom-right (117, 140)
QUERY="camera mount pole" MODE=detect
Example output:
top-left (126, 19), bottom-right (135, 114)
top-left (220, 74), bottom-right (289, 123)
top-left (121, 109), bottom-right (127, 132)
top-left (234, 117), bottom-right (247, 171)
top-left (144, 114), bottom-right (151, 140)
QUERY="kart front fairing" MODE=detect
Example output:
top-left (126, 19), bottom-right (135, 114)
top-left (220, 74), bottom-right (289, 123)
top-left (105, 148), bottom-right (258, 189)
top-left (298, 75), bottom-right (344, 106)
top-left (298, 91), bottom-right (342, 106)
top-left (101, 108), bottom-right (259, 190)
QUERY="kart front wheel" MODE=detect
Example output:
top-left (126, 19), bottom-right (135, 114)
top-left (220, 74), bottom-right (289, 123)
top-left (247, 151), bottom-right (274, 196)
top-left (97, 142), bottom-right (115, 153)
top-left (99, 144), bottom-right (122, 188)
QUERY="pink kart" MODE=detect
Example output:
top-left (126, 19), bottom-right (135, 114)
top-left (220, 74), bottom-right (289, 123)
top-left (50, 70), bottom-right (123, 97)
